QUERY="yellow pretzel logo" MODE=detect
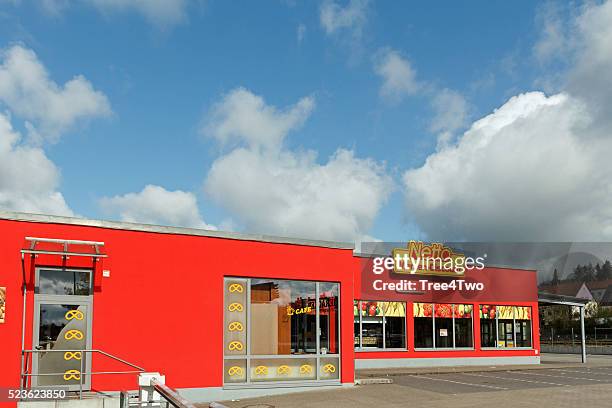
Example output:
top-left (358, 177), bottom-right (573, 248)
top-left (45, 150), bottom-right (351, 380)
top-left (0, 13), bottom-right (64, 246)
top-left (228, 303), bottom-right (243, 312)
top-left (65, 310), bottom-right (84, 321)
top-left (64, 330), bottom-right (84, 340)
top-left (228, 283), bottom-right (243, 293)
top-left (63, 370), bottom-right (81, 381)
top-left (228, 321), bottom-right (244, 332)
top-left (322, 364), bottom-right (336, 373)
top-left (299, 364), bottom-right (312, 374)
top-left (254, 366), bottom-right (268, 375)
top-left (228, 341), bottom-right (244, 351)
top-left (228, 366), bottom-right (243, 377)
top-left (64, 351), bottom-right (82, 361)
top-left (277, 365), bottom-right (290, 375)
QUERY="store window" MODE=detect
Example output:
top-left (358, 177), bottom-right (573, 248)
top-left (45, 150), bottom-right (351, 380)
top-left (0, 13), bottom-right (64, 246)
top-left (479, 305), bottom-right (497, 347)
top-left (514, 306), bottom-right (532, 348)
top-left (223, 278), bottom-right (340, 385)
top-left (414, 303), bottom-right (473, 349)
top-left (353, 301), bottom-right (406, 350)
top-left (479, 305), bottom-right (532, 348)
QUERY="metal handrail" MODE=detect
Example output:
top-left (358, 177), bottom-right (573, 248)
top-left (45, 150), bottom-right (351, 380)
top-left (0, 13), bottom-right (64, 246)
top-left (21, 349), bottom-right (145, 399)
top-left (150, 379), bottom-right (197, 408)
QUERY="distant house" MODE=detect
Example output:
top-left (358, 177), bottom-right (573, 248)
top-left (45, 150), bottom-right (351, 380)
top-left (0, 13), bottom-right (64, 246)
top-left (600, 285), bottom-right (612, 307)
top-left (538, 279), bottom-right (612, 307)
top-left (586, 279), bottom-right (612, 303)
top-left (538, 281), bottom-right (594, 301)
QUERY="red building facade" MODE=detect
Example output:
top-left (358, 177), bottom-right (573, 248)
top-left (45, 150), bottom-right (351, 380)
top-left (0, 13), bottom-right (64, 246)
top-left (0, 212), bottom-right (539, 403)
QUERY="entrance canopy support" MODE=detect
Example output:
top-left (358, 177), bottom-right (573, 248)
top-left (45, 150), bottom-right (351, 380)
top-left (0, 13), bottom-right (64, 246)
top-left (538, 292), bottom-right (589, 363)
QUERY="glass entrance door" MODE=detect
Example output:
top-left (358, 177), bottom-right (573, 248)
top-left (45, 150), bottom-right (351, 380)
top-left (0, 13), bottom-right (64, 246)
top-left (32, 268), bottom-right (93, 390)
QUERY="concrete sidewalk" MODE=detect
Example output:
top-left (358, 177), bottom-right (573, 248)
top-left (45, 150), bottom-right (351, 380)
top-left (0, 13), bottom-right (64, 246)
top-left (356, 353), bottom-right (612, 378)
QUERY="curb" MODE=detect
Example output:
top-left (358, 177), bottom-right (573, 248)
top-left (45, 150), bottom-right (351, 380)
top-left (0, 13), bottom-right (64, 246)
top-left (356, 378), bottom-right (394, 385)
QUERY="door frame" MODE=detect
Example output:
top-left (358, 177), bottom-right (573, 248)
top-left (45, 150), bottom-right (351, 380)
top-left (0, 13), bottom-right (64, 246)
top-left (31, 267), bottom-right (94, 390)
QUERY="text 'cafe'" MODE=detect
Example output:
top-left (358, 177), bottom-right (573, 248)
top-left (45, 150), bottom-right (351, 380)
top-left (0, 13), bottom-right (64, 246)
top-left (0, 212), bottom-right (539, 402)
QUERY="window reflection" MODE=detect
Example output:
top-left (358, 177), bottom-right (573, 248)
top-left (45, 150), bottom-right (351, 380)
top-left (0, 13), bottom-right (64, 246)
top-left (319, 282), bottom-right (339, 354)
top-left (250, 279), bottom-right (316, 355)
top-left (39, 269), bottom-right (91, 296)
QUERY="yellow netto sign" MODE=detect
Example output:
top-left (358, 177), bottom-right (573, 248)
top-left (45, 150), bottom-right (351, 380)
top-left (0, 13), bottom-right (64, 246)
top-left (391, 241), bottom-right (466, 276)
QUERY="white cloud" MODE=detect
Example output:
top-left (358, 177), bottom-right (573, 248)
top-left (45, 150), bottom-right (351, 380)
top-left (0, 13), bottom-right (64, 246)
top-left (202, 87), bottom-right (315, 149)
top-left (203, 88), bottom-right (392, 242)
top-left (403, 0), bottom-right (612, 242)
top-left (374, 48), bottom-right (420, 103)
top-left (320, 0), bottom-right (368, 36)
top-left (0, 112), bottom-right (73, 216)
top-left (403, 91), bottom-right (612, 241)
top-left (429, 88), bottom-right (470, 148)
top-left (297, 23), bottom-right (306, 44)
top-left (0, 45), bottom-right (111, 143)
top-left (100, 184), bottom-right (216, 229)
top-left (567, 0), bottom-right (612, 119)
top-left (86, 0), bottom-right (187, 28)
top-left (206, 148), bottom-right (391, 242)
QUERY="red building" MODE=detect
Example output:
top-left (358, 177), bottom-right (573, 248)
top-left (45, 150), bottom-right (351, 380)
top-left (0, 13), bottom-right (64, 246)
top-left (0, 212), bottom-right (539, 403)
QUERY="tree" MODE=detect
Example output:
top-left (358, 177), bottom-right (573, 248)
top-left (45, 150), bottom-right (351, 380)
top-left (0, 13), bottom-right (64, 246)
top-left (597, 260), bottom-right (612, 280)
top-left (552, 268), bottom-right (560, 285)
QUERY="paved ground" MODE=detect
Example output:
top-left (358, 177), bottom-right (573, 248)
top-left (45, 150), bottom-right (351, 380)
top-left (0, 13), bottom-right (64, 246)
top-left (213, 355), bottom-right (612, 408)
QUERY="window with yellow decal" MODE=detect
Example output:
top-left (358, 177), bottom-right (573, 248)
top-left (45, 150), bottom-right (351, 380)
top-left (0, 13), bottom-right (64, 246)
top-left (223, 277), bottom-right (341, 385)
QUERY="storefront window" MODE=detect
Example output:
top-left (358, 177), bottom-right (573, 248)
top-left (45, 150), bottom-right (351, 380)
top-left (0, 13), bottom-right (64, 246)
top-left (223, 278), bottom-right (340, 384)
top-left (434, 304), bottom-right (453, 348)
top-left (514, 306), bottom-right (532, 348)
top-left (354, 301), bottom-right (406, 350)
top-left (319, 282), bottom-right (339, 354)
top-left (480, 305), bottom-right (533, 348)
top-left (250, 279), bottom-right (316, 355)
top-left (479, 305), bottom-right (497, 347)
top-left (497, 306), bottom-right (515, 348)
top-left (414, 303), bottom-right (433, 348)
top-left (414, 303), bottom-right (473, 349)
top-left (453, 304), bottom-right (473, 348)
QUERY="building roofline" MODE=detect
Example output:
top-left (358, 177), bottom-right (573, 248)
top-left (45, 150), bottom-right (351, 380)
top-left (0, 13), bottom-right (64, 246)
top-left (0, 211), bottom-right (354, 250)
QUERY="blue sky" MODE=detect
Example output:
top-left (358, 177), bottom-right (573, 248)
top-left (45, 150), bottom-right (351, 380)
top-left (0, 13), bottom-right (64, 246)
top-left (0, 1), bottom-right (610, 243)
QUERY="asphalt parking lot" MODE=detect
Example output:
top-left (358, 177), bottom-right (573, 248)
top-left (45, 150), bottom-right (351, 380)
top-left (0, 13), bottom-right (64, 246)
top-left (215, 356), bottom-right (612, 408)
top-left (391, 365), bottom-right (612, 394)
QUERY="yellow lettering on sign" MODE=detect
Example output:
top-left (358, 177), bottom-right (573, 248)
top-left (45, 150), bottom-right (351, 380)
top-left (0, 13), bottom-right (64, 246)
top-left (286, 305), bottom-right (313, 316)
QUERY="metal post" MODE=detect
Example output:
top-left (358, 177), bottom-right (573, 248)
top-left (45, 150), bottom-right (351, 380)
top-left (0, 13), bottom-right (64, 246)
top-left (571, 327), bottom-right (575, 347)
top-left (580, 306), bottom-right (587, 363)
top-left (80, 354), bottom-right (84, 399)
